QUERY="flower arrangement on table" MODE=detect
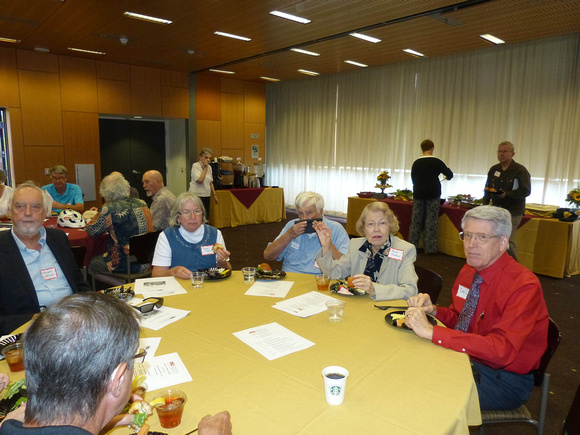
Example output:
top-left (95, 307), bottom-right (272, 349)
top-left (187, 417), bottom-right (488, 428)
top-left (375, 171), bottom-right (392, 189)
top-left (566, 187), bottom-right (580, 208)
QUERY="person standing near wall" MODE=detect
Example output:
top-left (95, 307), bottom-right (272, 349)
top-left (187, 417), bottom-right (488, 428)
top-left (190, 148), bottom-right (218, 221)
top-left (408, 139), bottom-right (453, 254)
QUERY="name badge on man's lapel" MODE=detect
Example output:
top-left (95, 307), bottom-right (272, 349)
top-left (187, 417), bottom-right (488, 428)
top-left (40, 267), bottom-right (58, 280)
top-left (457, 285), bottom-right (469, 299)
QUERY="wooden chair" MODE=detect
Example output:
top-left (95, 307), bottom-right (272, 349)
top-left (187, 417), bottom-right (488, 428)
top-left (562, 381), bottom-right (580, 434)
top-left (479, 318), bottom-right (561, 435)
top-left (69, 245), bottom-right (87, 281)
top-left (414, 264), bottom-right (443, 304)
top-left (90, 230), bottom-right (161, 289)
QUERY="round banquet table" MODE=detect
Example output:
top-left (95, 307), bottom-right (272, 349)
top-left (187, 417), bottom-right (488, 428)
top-left (1, 272), bottom-right (481, 434)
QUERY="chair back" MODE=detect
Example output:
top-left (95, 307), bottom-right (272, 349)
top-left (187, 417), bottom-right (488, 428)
top-left (128, 230), bottom-right (161, 264)
top-left (414, 265), bottom-right (443, 304)
top-left (533, 318), bottom-right (561, 386)
top-left (69, 245), bottom-right (87, 269)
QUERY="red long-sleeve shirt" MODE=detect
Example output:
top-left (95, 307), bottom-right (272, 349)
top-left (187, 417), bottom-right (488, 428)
top-left (433, 252), bottom-right (549, 374)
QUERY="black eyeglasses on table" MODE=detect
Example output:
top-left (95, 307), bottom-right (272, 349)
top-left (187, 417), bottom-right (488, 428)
top-left (131, 297), bottom-right (164, 313)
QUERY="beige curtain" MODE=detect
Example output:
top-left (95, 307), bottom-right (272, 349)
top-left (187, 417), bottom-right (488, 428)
top-left (266, 33), bottom-right (580, 216)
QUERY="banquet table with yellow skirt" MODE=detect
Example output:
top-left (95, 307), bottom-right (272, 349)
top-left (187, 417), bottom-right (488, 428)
top-left (1, 271), bottom-right (481, 434)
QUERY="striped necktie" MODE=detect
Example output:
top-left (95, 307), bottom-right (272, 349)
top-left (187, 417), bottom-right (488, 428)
top-left (455, 273), bottom-right (483, 333)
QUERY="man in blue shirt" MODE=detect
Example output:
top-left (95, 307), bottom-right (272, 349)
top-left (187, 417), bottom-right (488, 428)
top-left (41, 165), bottom-right (84, 213)
top-left (264, 191), bottom-right (350, 274)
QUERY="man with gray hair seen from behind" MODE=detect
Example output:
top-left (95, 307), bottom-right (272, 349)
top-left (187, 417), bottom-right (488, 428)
top-left (142, 170), bottom-right (176, 230)
top-left (482, 141), bottom-right (531, 259)
top-left (0, 182), bottom-right (90, 336)
top-left (263, 191), bottom-right (350, 274)
top-left (0, 292), bottom-right (232, 434)
top-left (41, 165), bottom-right (84, 214)
top-left (404, 205), bottom-right (548, 411)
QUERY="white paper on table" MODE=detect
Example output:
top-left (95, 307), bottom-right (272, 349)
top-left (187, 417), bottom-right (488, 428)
top-left (134, 276), bottom-right (187, 298)
top-left (233, 322), bottom-right (315, 361)
top-left (244, 280), bottom-right (293, 298)
top-left (134, 352), bottom-right (193, 391)
top-left (139, 337), bottom-right (161, 362)
top-left (273, 291), bottom-right (338, 318)
top-left (129, 298), bottom-right (190, 330)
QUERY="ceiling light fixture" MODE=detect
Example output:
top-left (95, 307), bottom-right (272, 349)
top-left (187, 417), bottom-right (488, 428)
top-left (68, 47), bottom-right (106, 55)
top-left (260, 76), bottom-right (280, 82)
top-left (344, 60), bottom-right (368, 68)
top-left (298, 69), bottom-right (319, 76)
top-left (269, 11), bottom-right (311, 24)
top-left (480, 34), bottom-right (505, 45)
top-left (350, 33), bottom-right (381, 43)
top-left (209, 68), bottom-right (235, 74)
top-left (0, 37), bottom-right (21, 44)
top-left (403, 48), bottom-right (425, 57)
top-left (214, 31), bottom-right (251, 41)
top-left (290, 48), bottom-right (320, 56)
top-left (34, 46), bottom-right (50, 53)
top-left (124, 11), bottom-right (172, 25)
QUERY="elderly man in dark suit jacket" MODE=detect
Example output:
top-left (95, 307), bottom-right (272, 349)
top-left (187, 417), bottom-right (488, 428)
top-left (0, 182), bottom-right (90, 335)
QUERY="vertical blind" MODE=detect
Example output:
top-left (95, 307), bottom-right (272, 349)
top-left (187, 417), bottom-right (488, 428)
top-left (266, 34), bottom-right (580, 216)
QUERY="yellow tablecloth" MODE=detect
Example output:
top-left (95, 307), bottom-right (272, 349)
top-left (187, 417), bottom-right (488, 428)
top-left (210, 187), bottom-right (286, 228)
top-left (1, 272), bottom-right (481, 434)
top-left (347, 197), bottom-right (579, 278)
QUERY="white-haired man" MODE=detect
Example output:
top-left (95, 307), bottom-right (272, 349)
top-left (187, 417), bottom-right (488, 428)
top-left (263, 191), bottom-right (349, 274)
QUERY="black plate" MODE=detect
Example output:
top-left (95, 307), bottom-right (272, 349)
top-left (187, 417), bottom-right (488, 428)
top-left (0, 334), bottom-right (21, 360)
top-left (329, 280), bottom-right (366, 296)
top-left (384, 310), bottom-right (438, 331)
top-left (256, 270), bottom-right (286, 280)
top-left (199, 268), bottom-right (232, 280)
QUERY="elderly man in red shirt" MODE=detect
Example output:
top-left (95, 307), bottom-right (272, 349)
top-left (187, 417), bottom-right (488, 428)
top-left (405, 205), bottom-right (548, 410)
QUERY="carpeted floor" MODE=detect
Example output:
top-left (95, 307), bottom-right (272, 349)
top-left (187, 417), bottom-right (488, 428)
top-left (220, 209), bottom-right (580, 434)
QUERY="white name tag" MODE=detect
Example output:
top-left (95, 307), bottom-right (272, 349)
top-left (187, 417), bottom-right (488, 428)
top-left (201, 245), bottom-right (214, 256)
top-left (387, 248), bottom-right (404, 261)
top-left (457, 285), bottom-right (470, 299)
top-left (290, 241), bottom-right (300, 250)
top-left (494, 171), bottom-right (501, 177)
top-left (40, 267), bottom-right (58, 280)
top-left (313, 260), bottom-right (320, 269)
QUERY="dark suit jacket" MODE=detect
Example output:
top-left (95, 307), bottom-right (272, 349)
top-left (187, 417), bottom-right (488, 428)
top-left (0, 228), bottom-right (91, 335)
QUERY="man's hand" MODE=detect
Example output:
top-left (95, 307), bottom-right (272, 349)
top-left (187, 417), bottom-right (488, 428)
top-left (198, 410), bottom-right (232, 435)
top-left (0, 402), bottom-right (26, 427)
top-left (407, 293), bottom-right (437, 315)
top-left (405, 307), bottom-right (435, 340)
top-left (288, 220), bottom-right (307, 239)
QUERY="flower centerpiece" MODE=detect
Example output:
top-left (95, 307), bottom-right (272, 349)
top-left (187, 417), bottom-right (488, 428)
top-left (374, 171), bottom-right (393, 198)
top-left (566, 187), bottom-right (580, 208)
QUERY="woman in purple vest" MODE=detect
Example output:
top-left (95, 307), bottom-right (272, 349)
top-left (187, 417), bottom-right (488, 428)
top-left (151, 192), bottom-right (231, 279)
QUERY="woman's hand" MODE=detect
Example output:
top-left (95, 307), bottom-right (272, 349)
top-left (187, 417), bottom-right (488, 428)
top-left (170, 266), bottom-right (195, 280)
top-left (214, 247), bottom-right (231, 264)
top-left (313, 221), bottom-right (332, 253)
top-left (352, 274), bottom-right (375, 296)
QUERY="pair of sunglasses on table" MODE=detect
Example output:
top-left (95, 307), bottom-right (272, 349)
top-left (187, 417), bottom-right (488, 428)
top-left (131, 297), bottom-right (164, 313)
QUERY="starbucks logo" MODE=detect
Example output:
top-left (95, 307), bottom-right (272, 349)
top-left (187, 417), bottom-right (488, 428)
top-left (330, 385), bottom-right (341, 396)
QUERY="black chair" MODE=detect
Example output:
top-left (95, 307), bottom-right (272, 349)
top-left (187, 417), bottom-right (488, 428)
top-left (414, 264), bottom-right (443, 304)
top-left (479, 318), bottom-right (561, 435)
top-left (69, 245), bottom-right (87, 281)
top-left (90, 230), bottom-right (161, 289)
top-left (562, 381), bottom-right (580, 434)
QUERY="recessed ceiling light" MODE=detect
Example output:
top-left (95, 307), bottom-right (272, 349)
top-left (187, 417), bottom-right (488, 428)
top-left (480, 34), bottom-right (505, 45)
top-left (0, 37), bottom-right (21, 44)
top-left (214, 31), bottom-right (251, 42)
top-left (350, 33), bottom-right (381, 43)
top-left (68, 47), bottom-right (106, 55)
top-left (260, 76), bottom-right (281, 82)
top-left (344, 60), bottom-right (368, 68)
top-left (298, 69), bottom-right (319, 76)
top-left (134, 116), bottom-right (143, 119)
top-left (403, 48), bottom-right (425, 57)
top-left (269, 11), bottom-right (311, 24)
top-left (34, 46), bottom-right (50, 53)
top-left (124, 11), bottom-right (172, 25)
top-left (209, 69), bottom-right (235, 74)
top-left (290, 48), bottom-right (320, 56)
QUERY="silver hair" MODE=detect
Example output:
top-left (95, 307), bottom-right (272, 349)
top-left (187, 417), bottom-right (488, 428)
top-left (168, 192), bottom-right (207, 227)
top-left (295, 191), bottom-right (324, 213)
top-left (498, 141), bottom-right (514, 152)
top-left (199, 148), bottom-right (213, 157)
top-left (461, 205), bottom-right (512, 237)
top-left (12, 181), bottom-right (46, 215)
top-left (355, 201), bottom-right (399, 236)
top-left (100, 173), bottom-right (130, 202)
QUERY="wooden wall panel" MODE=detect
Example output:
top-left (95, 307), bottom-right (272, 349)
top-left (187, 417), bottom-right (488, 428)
top-left (16, 50), bottom-right (59, 73)
top-left (221, 78), bottom-right (244, 95)
top-left (221, 93), bottom-right (244, 150)
top-left (196, 75), bottom-right (221, 121)
top-left (196, 120), bottom-right (221, 156)
top-left (23, 146), bottom-right (64, 183)
top-left (244, 123), bottom-right (265, 164)
top-left (162, 86), bottom-right (189, 119)
top-left (244, 82), bottom-right (266, 123)
top-left (97, 78), bottom-right (131, 115)
top-left (18, 70), bottom-right (63, 146)
top-left (7, 108), bottom-right (25, 183)
top-left (96, 61), bottom-right (130, 81)
top-left (59, 56), bottom-right (98, 113)
top-left (162, 70), bottom-right (188, 88)
top-left (0, 48), bottom-right (20, 108)
top-left (130, 65), bottom-right (161, 116)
